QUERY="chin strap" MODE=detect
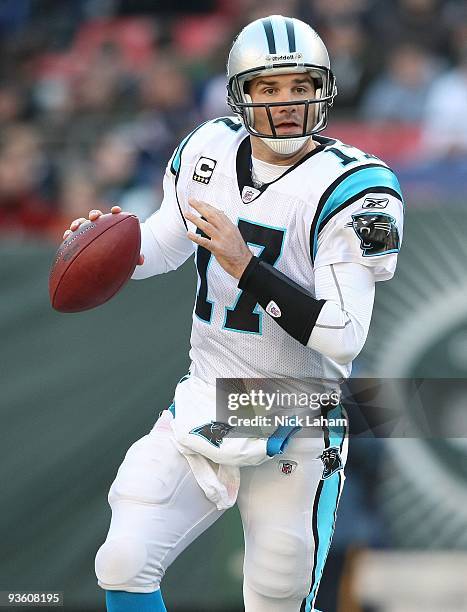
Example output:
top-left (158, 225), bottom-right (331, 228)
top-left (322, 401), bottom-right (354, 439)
top-left (262, 135), bottom-right (310, 155)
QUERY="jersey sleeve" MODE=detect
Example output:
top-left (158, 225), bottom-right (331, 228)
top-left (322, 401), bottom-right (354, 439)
top-left (132, 120), bottom-right (215, 279)
top-left (307, 262), bottom-right (375, 365)
top-left (312, 166), bottom-right (404, 281)
top-left (131, 159), bottom-right (195, 279)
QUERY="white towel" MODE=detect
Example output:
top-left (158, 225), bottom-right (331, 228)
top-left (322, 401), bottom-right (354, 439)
top-left (169, 375), bottom-right (271, 510)
top-left (182, 453), bottom-right (240, 511)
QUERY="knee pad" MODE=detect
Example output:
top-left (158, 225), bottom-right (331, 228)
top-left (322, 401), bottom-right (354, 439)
top-left (95, 537), bottom-right (148, 587)
top-left (245, 530), bottom-right (309, 600)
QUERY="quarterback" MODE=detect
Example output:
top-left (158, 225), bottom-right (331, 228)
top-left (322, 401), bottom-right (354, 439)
top-left (65, 15), bottom-right (404, 612)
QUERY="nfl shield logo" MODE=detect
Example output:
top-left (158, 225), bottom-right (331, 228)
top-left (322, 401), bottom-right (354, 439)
top-left (241, 186), bottom-right (261, 203)
top-left (279, 460), bottom-right (297, 475)
top-left (266, 300), bottom-right (281, 318)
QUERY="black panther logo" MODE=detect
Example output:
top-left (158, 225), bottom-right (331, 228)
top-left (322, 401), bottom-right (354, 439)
top-left (190, 421), bottom-right (234, 448)
top-left (346, 212), bottom-right (400, 257)
top-left (319, 447), bottom-right (343, 480)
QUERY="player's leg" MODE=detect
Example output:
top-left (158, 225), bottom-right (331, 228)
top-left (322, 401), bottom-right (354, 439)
top-left (95, 410), bottom-right (225, 608)
top-left (238, 422), bottom-right (347, 612)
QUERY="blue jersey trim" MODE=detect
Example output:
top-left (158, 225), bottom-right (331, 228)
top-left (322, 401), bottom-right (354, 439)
top-left (170, 121), bottom-right (209, 175)
top-left (312, 165), bottom-right (403, 259)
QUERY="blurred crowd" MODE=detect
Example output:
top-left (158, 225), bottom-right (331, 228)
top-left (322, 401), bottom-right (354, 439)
top-left (0, 0), bottom-right (466, 239)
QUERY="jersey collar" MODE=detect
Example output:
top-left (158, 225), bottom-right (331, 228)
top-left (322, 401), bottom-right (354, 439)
top-left (235, 135), bottom-right (332, 201)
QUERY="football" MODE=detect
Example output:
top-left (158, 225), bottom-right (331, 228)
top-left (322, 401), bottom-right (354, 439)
top-left (49, 212), bottom-right (141, 313)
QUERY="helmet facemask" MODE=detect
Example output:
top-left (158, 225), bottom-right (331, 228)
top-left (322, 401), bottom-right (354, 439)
top-left (227, 64), bottom-right (336, 155)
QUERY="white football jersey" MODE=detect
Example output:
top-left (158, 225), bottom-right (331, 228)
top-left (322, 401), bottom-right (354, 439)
top-left (135, 117), bottom-right (404, 383)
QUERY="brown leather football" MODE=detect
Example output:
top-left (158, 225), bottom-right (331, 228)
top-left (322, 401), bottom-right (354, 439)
top-left (49, 212), bottom-right (141, 313)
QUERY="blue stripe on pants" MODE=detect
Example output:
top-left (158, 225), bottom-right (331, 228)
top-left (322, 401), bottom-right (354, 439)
top-left (305, 405), bottom-right (346, 611)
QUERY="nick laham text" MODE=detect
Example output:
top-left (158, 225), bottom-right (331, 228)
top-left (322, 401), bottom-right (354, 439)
top-left (227, 415), bottom-right (347, 428)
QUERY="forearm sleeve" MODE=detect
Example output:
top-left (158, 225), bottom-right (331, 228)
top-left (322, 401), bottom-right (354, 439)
top-left (238, 257), bottom-right (326, 345)
top-left (238, 258), bottom-right (375, 364)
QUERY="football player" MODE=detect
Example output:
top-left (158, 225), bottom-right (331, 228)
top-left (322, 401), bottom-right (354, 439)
top-left (65, 15), bottom-right (403, 612)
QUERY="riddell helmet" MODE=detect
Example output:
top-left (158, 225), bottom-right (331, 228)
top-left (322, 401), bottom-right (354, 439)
top-left (227, 15), bottom-right (337, 155)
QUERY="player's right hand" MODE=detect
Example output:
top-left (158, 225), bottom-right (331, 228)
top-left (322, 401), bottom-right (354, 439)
top-left (63, 206), bottom-right (144, 265)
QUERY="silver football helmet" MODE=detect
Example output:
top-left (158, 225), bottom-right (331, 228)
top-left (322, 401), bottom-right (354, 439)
top-left (227, 15), bottom-right (336, 155)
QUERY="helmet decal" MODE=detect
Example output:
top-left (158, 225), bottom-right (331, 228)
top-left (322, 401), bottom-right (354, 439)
top-left (261, 17), bottom-right (276, 54)
top-left (284, 17), bottom-right (296, 52)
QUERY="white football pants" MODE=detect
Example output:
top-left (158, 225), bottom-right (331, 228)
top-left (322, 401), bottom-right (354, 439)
top-left (95, 410), bottom-right (347, 612)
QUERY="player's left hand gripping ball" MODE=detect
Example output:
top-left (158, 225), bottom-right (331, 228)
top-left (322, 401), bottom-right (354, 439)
top-left (186, 199), bottom-right (252, 280)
